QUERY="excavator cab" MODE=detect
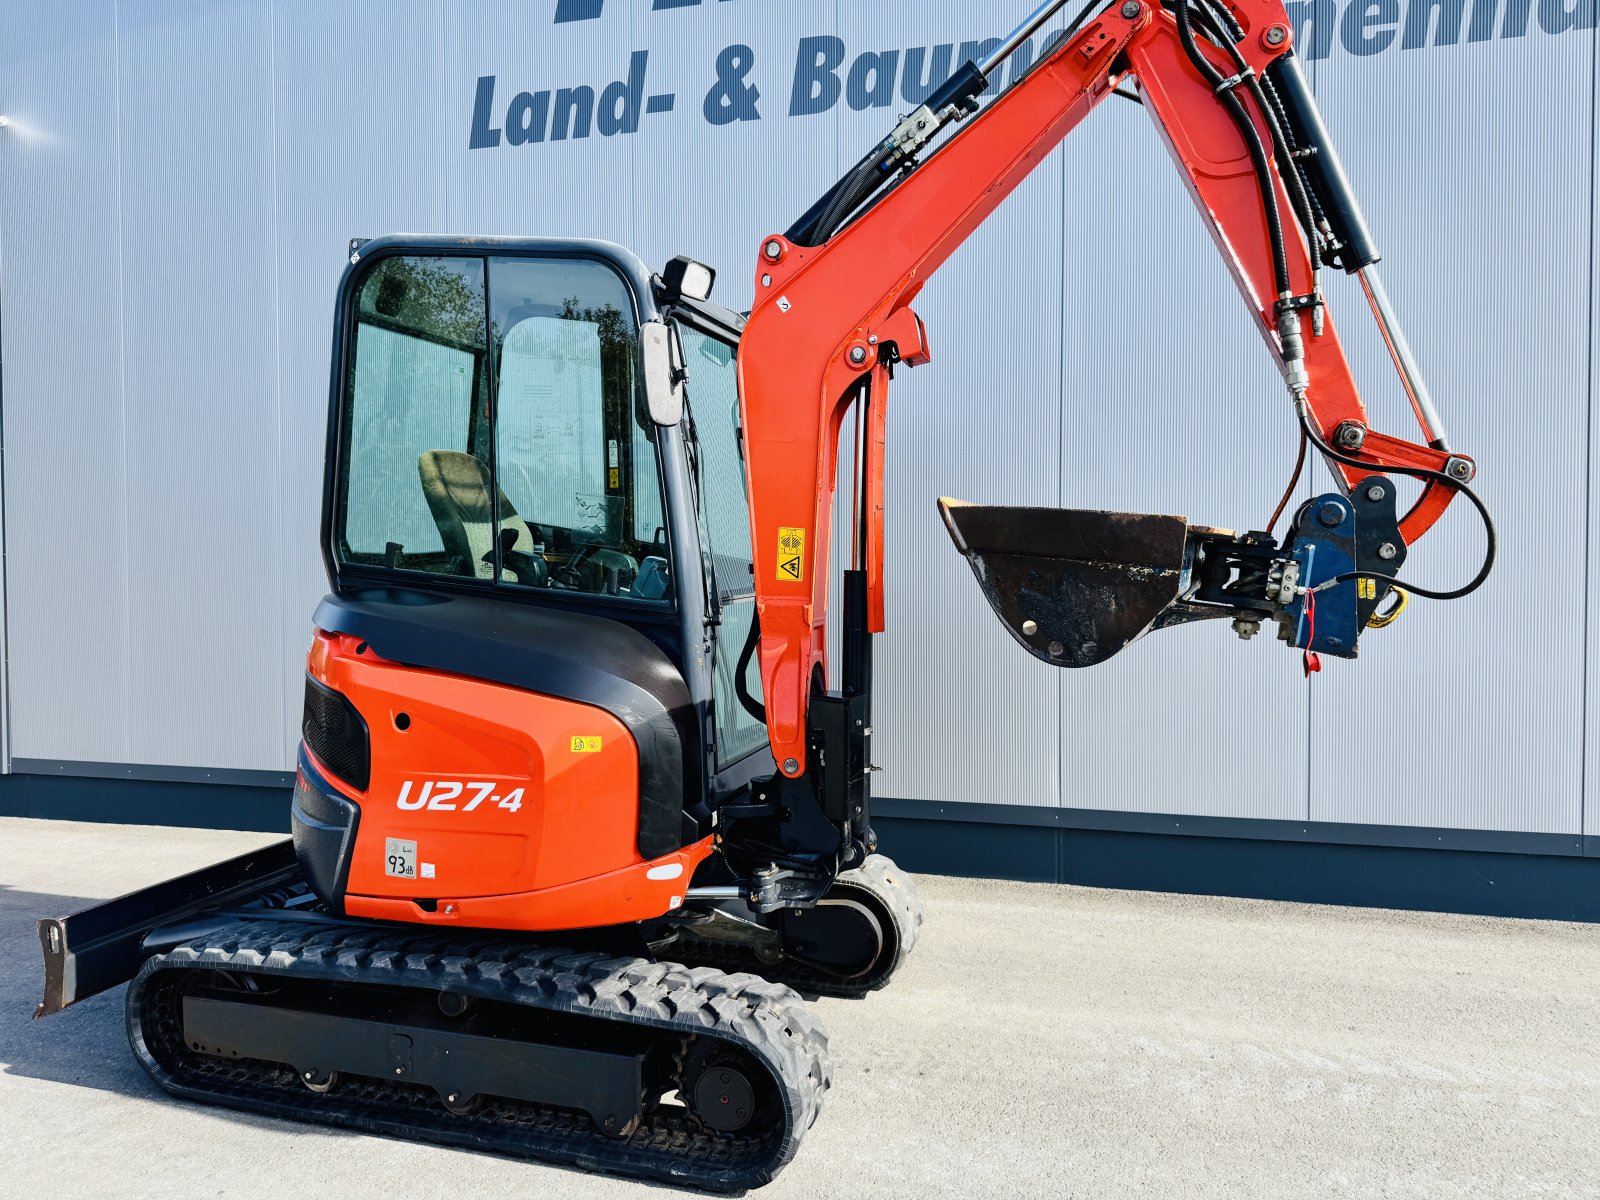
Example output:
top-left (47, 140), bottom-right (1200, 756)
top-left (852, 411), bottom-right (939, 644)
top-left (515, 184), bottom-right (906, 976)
top-left (299, 237), bottom-right (802, 926)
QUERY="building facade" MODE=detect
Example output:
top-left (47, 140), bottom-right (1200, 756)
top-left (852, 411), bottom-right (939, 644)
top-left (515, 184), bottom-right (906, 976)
top-left (0, 0), bottom-right (1596, 916)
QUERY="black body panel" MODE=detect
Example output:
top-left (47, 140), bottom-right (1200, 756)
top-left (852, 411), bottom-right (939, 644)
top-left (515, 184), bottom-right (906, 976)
top-left (290, 748), bottom-right (360, 910)
top-left (181, 995), bottom-right (644, 1129)
top-left (301, 675), bottom-right (371, 792)
top-left (313, 590), bottom-right (701, 858)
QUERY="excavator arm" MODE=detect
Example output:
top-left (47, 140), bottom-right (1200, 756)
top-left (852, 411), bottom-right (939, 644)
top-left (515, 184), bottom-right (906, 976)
top-left (734, 0), bottom-right (1493, 793)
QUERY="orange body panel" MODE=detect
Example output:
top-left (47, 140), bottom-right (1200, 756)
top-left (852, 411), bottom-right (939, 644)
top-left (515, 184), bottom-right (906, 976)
top-left (307, 631), bottom-right (712, 931)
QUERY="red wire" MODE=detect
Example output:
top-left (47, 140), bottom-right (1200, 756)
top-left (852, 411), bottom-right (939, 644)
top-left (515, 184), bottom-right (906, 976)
top-left (1302, 587), bottom-right (1321, 676)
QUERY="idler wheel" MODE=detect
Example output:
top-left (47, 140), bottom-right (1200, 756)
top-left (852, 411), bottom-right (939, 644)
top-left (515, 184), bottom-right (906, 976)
top-left (691, 1066), bottom-right (755, 1133)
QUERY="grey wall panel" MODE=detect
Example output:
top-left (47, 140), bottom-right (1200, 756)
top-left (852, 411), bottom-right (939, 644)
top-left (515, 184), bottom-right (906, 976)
top-left (0, 0), bottom-right (1593, 843)
top-left (1308, 23), bottom-right (1594, 832)
top-left (1053, 95), bottom-right (1313, 819)
top-left (0, 1), bottom-right (132, 763)
top-left (627, 2), bottom-right (843, 284)
top-left (271, 0), bottom-right (451, 763)
top-left (114, 0), bottom-right (285, 768)
top-left (444, 0), bottom-right (643, 244)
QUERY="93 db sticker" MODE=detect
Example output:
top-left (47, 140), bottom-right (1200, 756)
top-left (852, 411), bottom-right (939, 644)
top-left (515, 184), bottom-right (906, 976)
top-left (776, 527), bottom-right (806, 582)
top-left (385, 838), bottom-right (417, 879)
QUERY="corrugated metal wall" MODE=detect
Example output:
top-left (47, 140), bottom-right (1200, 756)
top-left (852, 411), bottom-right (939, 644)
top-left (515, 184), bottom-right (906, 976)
top-left (0, 0), bottom-right (1594, 838)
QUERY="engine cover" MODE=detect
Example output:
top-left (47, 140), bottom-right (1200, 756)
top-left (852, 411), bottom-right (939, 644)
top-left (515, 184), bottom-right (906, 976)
top-left (295, 630), bottom-right (710, 932)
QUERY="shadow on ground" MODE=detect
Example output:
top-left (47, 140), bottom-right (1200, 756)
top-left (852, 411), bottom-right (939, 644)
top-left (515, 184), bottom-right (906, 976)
top-left (0, 881), bottom-right (392, 1158)
top-left (0, 884), bottom-right (164, 1097)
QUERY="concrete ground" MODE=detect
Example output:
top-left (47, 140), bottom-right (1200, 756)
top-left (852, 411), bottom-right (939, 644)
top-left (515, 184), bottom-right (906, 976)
top-left (1, 817), bottom-right (1597, 1199)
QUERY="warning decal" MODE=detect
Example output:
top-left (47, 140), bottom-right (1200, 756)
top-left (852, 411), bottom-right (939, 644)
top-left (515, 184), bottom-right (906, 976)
top-left (571, 736), bottom-right (604, 753)
top-left (777, 527), bottom-right (806, 583)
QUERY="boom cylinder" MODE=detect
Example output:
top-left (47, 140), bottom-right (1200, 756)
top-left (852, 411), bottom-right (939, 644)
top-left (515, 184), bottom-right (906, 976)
top-left (982, 0), bottom-right (1080, 74)
top-left (1263, 53), bottom-right (1381, 272)
top-left (1359, 265), bottom-right (1451, 450)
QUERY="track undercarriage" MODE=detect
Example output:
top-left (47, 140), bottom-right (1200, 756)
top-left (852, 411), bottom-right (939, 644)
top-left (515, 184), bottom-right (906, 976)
top-left (132, 922), bottom-right (827, 1192)
top-left (41, 848), bottom-right (921, 1191)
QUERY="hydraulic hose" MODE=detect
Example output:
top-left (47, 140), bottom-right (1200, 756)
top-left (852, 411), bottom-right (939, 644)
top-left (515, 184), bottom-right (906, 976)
top-left (734, 608), bottom-right (767, 722)
top-left (1266, 428), bottom-right (1308, 536)
top-left (810, 151), bottom-right (897, 246)
top-left (1256, 71), bottom-right (1332, 247)
top-left (788, 0), bottom-right (1108, 247)
top-left (1171, 0), bottom-right (1292, 301)
top-left (1191, 0), bottom-right (1323, 276)
top-left (1296, 403), bottom-right (1497, 601)
top-left (787, 144), bottom-right (896, 247)
top-left (1171, 0), bottom-right (1484, 598)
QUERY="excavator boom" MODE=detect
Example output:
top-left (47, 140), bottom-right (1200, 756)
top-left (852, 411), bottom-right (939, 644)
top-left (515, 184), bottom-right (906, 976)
top-left (737, 0), bottom-right (1491, 784)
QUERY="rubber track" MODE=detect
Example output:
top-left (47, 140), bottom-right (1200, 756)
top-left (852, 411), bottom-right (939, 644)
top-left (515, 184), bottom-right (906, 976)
top-left (674, 855), bottom-right (925, 998)
top-left (126, 920), bottom-right (830, 1192)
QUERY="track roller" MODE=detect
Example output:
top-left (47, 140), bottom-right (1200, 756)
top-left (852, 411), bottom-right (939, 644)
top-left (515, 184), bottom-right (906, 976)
top-left (677, 855), bottom-right (925, 998)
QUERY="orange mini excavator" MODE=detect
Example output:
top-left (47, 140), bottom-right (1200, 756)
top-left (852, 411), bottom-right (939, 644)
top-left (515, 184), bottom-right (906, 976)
top-left (37, 0), bottom-right (1492, 1188)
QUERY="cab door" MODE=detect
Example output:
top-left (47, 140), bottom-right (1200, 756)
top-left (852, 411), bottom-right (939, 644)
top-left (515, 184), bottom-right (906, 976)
top-left (330, 246), bottom-right (680, 627)
top-left (678, 319), bottom-right (772, 779)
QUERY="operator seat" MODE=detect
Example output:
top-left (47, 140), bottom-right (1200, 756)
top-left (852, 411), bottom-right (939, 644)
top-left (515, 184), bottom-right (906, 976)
top-left (417, 450), bottom-right (546, 586)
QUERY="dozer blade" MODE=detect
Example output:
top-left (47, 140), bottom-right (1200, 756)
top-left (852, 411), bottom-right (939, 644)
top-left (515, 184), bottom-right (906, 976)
top-left (938, 498), bottom-right (1189, 668)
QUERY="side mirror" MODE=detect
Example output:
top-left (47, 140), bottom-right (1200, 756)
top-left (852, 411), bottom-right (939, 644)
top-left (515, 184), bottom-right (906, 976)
top-left (641, 320), bottom-right (684, 427)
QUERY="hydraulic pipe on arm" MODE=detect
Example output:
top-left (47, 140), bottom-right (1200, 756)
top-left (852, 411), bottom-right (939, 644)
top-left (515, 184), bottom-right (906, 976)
top-left (737, 0), bottom-right (1487, 787)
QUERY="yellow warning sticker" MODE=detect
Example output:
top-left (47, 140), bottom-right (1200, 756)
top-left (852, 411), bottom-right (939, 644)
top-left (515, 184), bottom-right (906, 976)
top-left (777, 527), bottom-right (806, 583)
top-left (608, 468), bottom-right (621, 490)
top-left (1358, 578), bottom-right (1377, 600)
top-left (571, 736), bottom-right (604, 754)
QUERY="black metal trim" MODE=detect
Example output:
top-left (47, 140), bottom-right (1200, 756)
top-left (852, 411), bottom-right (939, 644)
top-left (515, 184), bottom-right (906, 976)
top-left (872, 816), bottom-right (1600, 925)
top-left (663, 293), bottom-right (746, 342)
top-left (6, 766), bottom-right (1593, 863)
top-left (12, 774), bottom-right (1600, 923)
top-left (874, 797), bottom-right (1590, 858)
top-left (11, 759), bottom-right (295, 789)
top-left (180, 994), bottom-right (644, 1129)
top-left (34, 839), bottom-right (299, 1017)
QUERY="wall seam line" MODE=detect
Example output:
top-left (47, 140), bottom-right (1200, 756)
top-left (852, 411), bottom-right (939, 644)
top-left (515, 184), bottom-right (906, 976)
top-left (268, 0), bottom-right (287, 770)
top-left (1583, 22), bottom-right (1599, 850)
top-left (0, 88), bottom-right (10, 772)
top-left (112, 0), bottom-right (133, 762)
top-left (1056, 125), bottom-right (1069, 821)
top-left (1303, 40), bottom-right (1319, 826)
top-left (441, 1), bottom-right (450, 231)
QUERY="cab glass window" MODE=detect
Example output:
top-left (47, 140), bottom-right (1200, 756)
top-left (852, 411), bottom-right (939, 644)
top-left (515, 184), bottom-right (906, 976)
top-left (681, 325), bottom-right (767, 766)
top-left (339, 256), bottom-right (490, 580)
top-left (336, 252), bottom-right (670, 607)
top-left (490, 258), bottom-right (669, 601)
